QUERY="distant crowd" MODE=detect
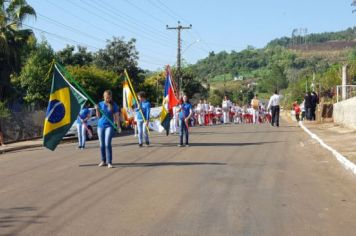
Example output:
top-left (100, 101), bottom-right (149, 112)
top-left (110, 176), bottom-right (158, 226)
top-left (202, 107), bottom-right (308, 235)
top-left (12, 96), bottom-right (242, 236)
top-left (292, 91), bottom-right (319, 122)
top-left (168, 92), bottom-right (283, 134)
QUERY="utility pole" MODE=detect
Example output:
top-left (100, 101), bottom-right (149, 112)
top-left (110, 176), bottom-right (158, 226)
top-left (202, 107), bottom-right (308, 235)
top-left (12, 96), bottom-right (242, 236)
top-left (166, 21), bottom-right (192, 96)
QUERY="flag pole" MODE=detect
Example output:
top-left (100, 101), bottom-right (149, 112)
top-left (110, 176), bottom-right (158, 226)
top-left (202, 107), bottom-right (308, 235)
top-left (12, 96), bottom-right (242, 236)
top-left (55, 62), bottom-right (119, 131)
top-left (124, 69), bottom-right (150, 134)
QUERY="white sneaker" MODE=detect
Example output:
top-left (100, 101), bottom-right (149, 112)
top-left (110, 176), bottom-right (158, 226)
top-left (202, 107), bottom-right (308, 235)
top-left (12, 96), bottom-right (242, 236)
top-left (98, 162), bottom-right (106, 167)
top-left (185, 144), bottom-right (190, 147)
top-left (108, 164), bottom-right (113, 168)
top-left (177, 144), bottom-right (183, 147)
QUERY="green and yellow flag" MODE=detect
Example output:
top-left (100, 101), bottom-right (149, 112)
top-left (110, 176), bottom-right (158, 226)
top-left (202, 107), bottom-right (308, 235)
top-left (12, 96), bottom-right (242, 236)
top-left (43, 65), bottom-right (87, 151)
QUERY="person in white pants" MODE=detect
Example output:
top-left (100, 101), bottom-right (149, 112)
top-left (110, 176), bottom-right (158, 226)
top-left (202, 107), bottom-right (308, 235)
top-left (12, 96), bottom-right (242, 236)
top-left (222, 96), bottom-right (231, 124)
top-left (77, 106), bottom-right (91, 149)
top-left (251, 95), bottom-right (260, 124)
top-left (197, 100), bottom-right (204, 126)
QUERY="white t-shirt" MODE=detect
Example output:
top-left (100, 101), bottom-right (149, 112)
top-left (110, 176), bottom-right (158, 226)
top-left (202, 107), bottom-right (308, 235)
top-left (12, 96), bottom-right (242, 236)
top-left (196, 103), bottom-right (202, 113)
top-left (222, 100), bottom-right (231, 111)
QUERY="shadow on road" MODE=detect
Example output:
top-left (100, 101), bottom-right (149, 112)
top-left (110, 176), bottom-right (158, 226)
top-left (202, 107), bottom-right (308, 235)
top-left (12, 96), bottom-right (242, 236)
top-left (79, 162), bottom-right (226, 168)
top-left (192, 130), bottom-right (298, 135)
top-left (0, 207), bottom-right (47, 231)
top-left (182, 141), bottom-right (284, 147)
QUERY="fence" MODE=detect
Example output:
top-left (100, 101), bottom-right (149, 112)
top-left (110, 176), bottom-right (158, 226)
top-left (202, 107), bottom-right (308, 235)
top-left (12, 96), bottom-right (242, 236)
top-left (336, 85), bottom-right (356, 103)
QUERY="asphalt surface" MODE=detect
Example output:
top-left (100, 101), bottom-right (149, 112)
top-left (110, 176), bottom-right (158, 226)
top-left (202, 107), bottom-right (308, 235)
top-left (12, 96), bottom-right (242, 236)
top-left (1, 120), bottom-right (356, 236)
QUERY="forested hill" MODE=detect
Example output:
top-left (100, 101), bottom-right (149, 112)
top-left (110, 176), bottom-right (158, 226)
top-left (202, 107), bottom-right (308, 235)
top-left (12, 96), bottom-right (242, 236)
top-left (267, 27), bottom-right (356, 48)
top-left (187, 27), bottom-right (356, 105)
top-left (191, 27), bottom-right (356, 82)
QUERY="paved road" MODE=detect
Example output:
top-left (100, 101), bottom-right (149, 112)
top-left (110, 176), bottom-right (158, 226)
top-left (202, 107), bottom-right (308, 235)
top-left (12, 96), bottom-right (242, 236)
top-left (1, 120), bottom-right (356, 236)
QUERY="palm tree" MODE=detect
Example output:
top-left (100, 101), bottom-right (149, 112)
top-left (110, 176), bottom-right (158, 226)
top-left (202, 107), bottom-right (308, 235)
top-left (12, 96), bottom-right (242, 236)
top-left (0, 0), bottom-right (36, 101)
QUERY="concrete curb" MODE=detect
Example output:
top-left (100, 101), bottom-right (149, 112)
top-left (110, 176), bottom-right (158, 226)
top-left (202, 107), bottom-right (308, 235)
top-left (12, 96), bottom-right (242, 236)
top-left (299, 121), bottom-right (356, 175)
top-left (0, 144), bottom-right (43, 154)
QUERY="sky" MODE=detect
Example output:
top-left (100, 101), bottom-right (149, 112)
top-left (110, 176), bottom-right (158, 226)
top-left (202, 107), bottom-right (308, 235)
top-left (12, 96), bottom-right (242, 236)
top-left (24, 0), bottom-right (355, 71)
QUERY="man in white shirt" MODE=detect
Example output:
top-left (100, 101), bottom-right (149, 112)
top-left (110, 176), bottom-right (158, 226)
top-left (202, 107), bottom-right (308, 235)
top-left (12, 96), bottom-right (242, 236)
top-left (267, 90), bottom-right (281, 127)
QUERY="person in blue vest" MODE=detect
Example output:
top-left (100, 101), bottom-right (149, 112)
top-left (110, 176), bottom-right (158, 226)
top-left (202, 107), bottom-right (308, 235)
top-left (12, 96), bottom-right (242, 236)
top-left (95, 90), bottom-right (120, 169)
top-left (178, 95), bottom-right (193, 147)
top-left (77, 103), bottom-right (91, 150)
top-left (136, 91), bottom-right (150, 147)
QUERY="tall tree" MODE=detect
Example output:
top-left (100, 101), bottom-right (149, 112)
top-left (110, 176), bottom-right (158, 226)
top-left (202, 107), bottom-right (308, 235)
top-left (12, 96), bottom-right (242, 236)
top-left (56, 45), bottom-right (93, 66)
top-left (11, 40), bottom-right (55, 107)
top-left (93, 37), bottom-right (139, 77)
top-left (0, 0), bottom-right (36, 101)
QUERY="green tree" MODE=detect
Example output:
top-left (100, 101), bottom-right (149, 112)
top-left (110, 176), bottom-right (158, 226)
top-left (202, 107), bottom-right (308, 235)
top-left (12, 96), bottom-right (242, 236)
top-left (0, 0), bottom-right (36, 101)
top-left (56, 45), bottom-right (93, 66)
top-left (66, 65), bottom-right (121, 104)
top-left (94, 37), bottom-right (139, 77)
top-left (11, 40), bottom-right (55, 106)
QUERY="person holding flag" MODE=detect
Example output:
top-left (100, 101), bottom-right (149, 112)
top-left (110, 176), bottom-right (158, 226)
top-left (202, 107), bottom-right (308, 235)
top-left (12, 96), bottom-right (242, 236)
top-left (177, 95), bottom-right (193, 147)
top-left (95, 90), bottom-right (120, 168)
top-left (136, 91), bottom-right (151, 147)
top-left (160, 65), bottom-right (180, 135)
top-left (43, 64), bottom-right (87, 151)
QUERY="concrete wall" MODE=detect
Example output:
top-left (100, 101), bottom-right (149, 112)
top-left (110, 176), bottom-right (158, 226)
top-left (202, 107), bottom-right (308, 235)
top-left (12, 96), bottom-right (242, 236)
top-left (0, 110), bottom-right (45, 143)
top-left (333, 96), bottom-right (356, 130)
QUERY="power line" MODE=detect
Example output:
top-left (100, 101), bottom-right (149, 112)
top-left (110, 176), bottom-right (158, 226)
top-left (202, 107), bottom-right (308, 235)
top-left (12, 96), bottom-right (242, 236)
top-left (148, 0), bottom-right (213, 53)
top-left (154, 0), bottom-right (212, 51)
top-left (37, 13), bottom-right (106, 43)
top-left (37, 13), bottom-right (174, 62)
top-left (85, 0), bottom-right (172, 43)
top-left (38, 0), bottom-right (175, 59)
top-left (97, 0), bottom-right (174, 42)
top-left (23, 24), bottom-right (101, 50)
top-left (148, 0), bottom-right (178, 22)
top-left (67, 0), bottom-right (174, 48)
top-left (44, 0), bottom-right (112, 38)
top-left (123, 0), bottom-right (166, 25)
top-left (24, 24), bottom-right (169, 67)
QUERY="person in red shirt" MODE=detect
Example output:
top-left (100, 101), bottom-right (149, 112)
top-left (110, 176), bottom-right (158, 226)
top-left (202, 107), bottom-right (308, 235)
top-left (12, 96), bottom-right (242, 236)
top-left (293, 102), bottom-right (301, 122)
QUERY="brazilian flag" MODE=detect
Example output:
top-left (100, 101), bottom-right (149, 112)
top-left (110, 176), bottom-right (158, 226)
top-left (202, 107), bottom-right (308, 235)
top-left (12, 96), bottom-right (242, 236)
top-left (43, 65), bottom-right (87, 151)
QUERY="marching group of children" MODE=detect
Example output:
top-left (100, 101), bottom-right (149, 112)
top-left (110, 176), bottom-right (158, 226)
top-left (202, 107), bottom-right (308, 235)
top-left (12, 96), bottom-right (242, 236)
top-left (77, 90), bottom-right (193, 168)
top-left (77, 90), bottom-right (283, 168)
top-left (169, 95), bottom-right (273, 130)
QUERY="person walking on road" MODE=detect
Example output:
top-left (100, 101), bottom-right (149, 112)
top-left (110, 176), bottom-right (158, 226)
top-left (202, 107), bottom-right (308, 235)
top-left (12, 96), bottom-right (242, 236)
top-left (135, 91), bottom-right (150, 147)
top-left (77, 104), bottom-right (91, 149)
top-left (196, 100), bottom-right (204, 126)
top-left (178, 95), bottom-right (193, 147)
top-left (95, 90), bottom-right (120, 169)
top-left (251, 95), bottom-right (260, 124)
top-left (293, 102), bottom-right (301, 122)
top-left (311, 91), bottom-right (319, 121)
top-left (222, 96), bottom-right (232, 124)
top-left (304, 92), bottom-right (312, 121)
top-left (267, 90), bottom-right (281, 127)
